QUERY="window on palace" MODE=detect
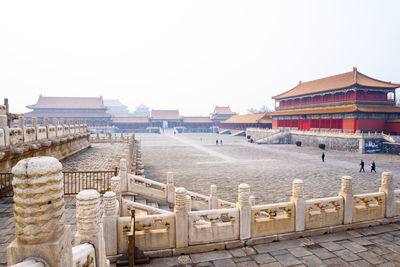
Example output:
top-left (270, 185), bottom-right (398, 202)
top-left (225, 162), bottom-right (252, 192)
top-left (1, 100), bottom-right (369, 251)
top-left (387, 92), bottom-right (395, 101)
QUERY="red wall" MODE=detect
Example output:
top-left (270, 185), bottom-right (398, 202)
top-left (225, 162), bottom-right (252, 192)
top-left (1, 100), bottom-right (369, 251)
top-left (356, 119), bottom-right (386, 131)
top-left (385, 123), bottom-right (400, 134)
top-left (342, 119), bottom-right (356, 132)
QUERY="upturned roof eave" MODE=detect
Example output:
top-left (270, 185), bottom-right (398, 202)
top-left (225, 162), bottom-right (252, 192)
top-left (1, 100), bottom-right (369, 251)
top-left (272, 82), bottom-right (400, 101)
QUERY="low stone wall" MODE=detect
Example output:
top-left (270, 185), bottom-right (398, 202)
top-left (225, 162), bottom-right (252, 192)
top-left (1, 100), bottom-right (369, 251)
top-left (0, 134), bottom-right (90, 172)
top-left (246, 128), bottom-right (392, 153)
top-left (291, 133), bottom-right (360, 152)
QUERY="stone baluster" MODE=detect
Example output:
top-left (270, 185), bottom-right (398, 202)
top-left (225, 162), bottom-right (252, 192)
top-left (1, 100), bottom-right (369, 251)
top-left (0, 113), bottom-right (9, 146)
top-left (291, 179), bottom-right (305, 231)
top-left (32, 117), bottom-right (37, 128)
top-left (250, 195), bottom-right (256, 206)
top-left (43, 117), bottom-right (49, 127)
top-left (237, 183), bottom-right (251, 240)
top-left (166, 172), bottom-right (175, 203)
top-left (18, 115), bottom-right (24, 129)
top-left (209, 184), bottom-right (218, 209)
top-left (175, 187), bottom-right (188, 248)
top-left (339, 176), bottom-right (353, 224)
top-left (111, 176), bottom-right (122, 213)
top-left (7, 157), bottom-right (72, 266)
top-left (103, 191), bottom-right (118, 258)
top-left (379, 172), bottom-right (395, 218)
top-left (119, 158), bottom-right (128, 192)
top-left (75, 189), bottom-right (107, 267)
top-left (186, 195), bottom-right (192, 212)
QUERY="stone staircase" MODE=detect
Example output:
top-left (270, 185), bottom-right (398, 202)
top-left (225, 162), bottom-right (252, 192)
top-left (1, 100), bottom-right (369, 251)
top-left (219, 129), bottom-right (231, 135)
top-left (231, 130), bottom-right (246, 136)
top-left (129, 195), bottom-right (173, 216)
top-left (256, 131), bottom-right (291, 144)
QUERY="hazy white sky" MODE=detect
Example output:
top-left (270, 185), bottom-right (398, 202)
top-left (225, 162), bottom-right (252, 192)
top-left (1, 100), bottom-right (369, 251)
top-left (1, 0), bottom-right (399, 115)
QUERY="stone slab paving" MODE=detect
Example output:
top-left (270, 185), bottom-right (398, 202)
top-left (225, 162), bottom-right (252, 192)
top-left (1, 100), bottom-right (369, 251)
top-left (136, 133), bottom-right (400, 204)
top-left (136, 222), bottom-right (400, 267)
top-left (0, 196), bottom-right (78, 267)
top-left (62, 142), bottom-right (127, 171)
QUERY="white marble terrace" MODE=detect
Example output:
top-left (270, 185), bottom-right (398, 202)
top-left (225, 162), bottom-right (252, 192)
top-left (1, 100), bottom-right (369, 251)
top-left (5, 133), bottom-right (400, 266)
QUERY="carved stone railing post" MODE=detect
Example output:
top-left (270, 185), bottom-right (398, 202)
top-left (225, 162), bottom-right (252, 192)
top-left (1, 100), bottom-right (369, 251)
top-left (0, 114), bottom-right (10, 146)
top-left (75, 189), bottom-right (107, 267)
top-left (186, 195), bottom-right (192, 212)
top-left (103, 191), bottom-right (118, 258)
top-left (166, 172), bottom-right (175, 203)
top-left (18, 115), bottom-right (24, 129)
top-left (7, 157), bottom-right (72, 267)
top-left (175, 187), bottom-right (188, 248)
top-left (250, 195), bottom-right (256, 206)
top-left (379, 172), bottom-right (395, 218)
top-left (238, 183), bottom-right (251, 240)
top-left (209, 184), bottom-right (218, 209)
top-left (339, 176), bottom-right (353, 224)
top-left (32, 117), bottom-right (37, 129)
top-left (119, 158), bottom-right (128, 192)
top-left (111, 176), bottom-right (122, 206)
top-left (291, 179), bottom-right (305, 231)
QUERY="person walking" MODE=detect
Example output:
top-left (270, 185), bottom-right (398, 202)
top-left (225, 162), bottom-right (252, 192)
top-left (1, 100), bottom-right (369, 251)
top-left (216, 139), bottom-right (219, 145)
top-left (220, 139), bottom-right (223, 145)
top-left (322, 152), bottom-right (325, 162)
top-left (360, 160), bottom-right (365, 172)
top-left (371, 161), bottom-right (376, 173)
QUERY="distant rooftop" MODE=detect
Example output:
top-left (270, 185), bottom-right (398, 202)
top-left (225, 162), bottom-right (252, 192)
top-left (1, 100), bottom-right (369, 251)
top-left (27, 96), bottom-right (107, 110)
top-left (210, 106), bottom-right (235, 115)
top-left (182, 116), bottom-right (212, 123)
top-left (151, 110), bottom-right (180, 120)
top-left (103, 99), bottom-right (127, 108)
top-left (222, 113), bottom-right (272, 124)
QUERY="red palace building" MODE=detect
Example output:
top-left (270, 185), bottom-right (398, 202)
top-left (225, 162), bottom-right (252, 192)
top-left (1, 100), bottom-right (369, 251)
top-left (270, 68), bottom-right (400, 134)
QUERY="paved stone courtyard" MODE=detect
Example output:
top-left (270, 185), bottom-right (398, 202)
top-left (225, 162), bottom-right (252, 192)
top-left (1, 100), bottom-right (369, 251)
top-left (138, 223), bottom-right (400, 267)
top-left (137, 132), bottom-right (400, 204)
top-left (2, 133), bottom-right (400, 266)
top-left (62, 142), bottom-right (127, 171)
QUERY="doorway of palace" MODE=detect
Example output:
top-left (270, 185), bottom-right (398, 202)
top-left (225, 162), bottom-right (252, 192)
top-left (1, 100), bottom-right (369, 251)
top-left (162, 120), bottom-right (168, 129)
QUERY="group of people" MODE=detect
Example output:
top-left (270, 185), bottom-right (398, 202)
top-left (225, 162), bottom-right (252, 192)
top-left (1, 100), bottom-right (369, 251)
top-left (216, 139), bottom-right (223, 145)
top-left (359, 159), bottom-right (376, 173)
top-left (321, 152), bottom-right (377, 173)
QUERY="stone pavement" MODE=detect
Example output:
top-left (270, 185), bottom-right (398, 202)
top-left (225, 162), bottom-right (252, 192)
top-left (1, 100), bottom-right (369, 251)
top-left (62, 142), bottom-right (127, 171)
top-left (138, 222), bottom-right (400, 267)
top-left (0, 196), bottom-right (78, 267)
top-left (137, 133), bottom-right (400, 204)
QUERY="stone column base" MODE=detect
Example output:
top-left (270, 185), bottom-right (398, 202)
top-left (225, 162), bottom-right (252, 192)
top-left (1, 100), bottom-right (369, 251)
top-left (7, 225), bottom-right (72, 267)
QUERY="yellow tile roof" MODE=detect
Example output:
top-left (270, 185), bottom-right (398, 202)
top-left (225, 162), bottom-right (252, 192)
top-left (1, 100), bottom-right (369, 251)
top-left (221, 113), bottom-right (272, 124)
top-left (273, 68), bottom-right (400, 100)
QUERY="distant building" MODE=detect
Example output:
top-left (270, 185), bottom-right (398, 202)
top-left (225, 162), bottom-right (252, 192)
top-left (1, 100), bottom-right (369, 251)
top-left (270, 68), bottom-right (400, 133)
top-left (25, 95), bottom-right (111, 126)
top-left (111, 116), bottom-right (150, 131)
top-left (182, 116), bottom-right (213, 130)
top-left (133, 105), bottom-right (150, 117)
top-left (103, 99), bottom-right (130, 117)
top-left (150, 110), bottom-right (182, 128)
top-left (220, 114), bottom-right (272, 130)
top-left (210, 106), bottom-right (236, 122)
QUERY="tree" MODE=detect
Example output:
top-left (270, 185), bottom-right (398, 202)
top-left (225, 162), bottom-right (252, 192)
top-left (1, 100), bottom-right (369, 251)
top-left (247, 105), bottom-right (273, 114)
